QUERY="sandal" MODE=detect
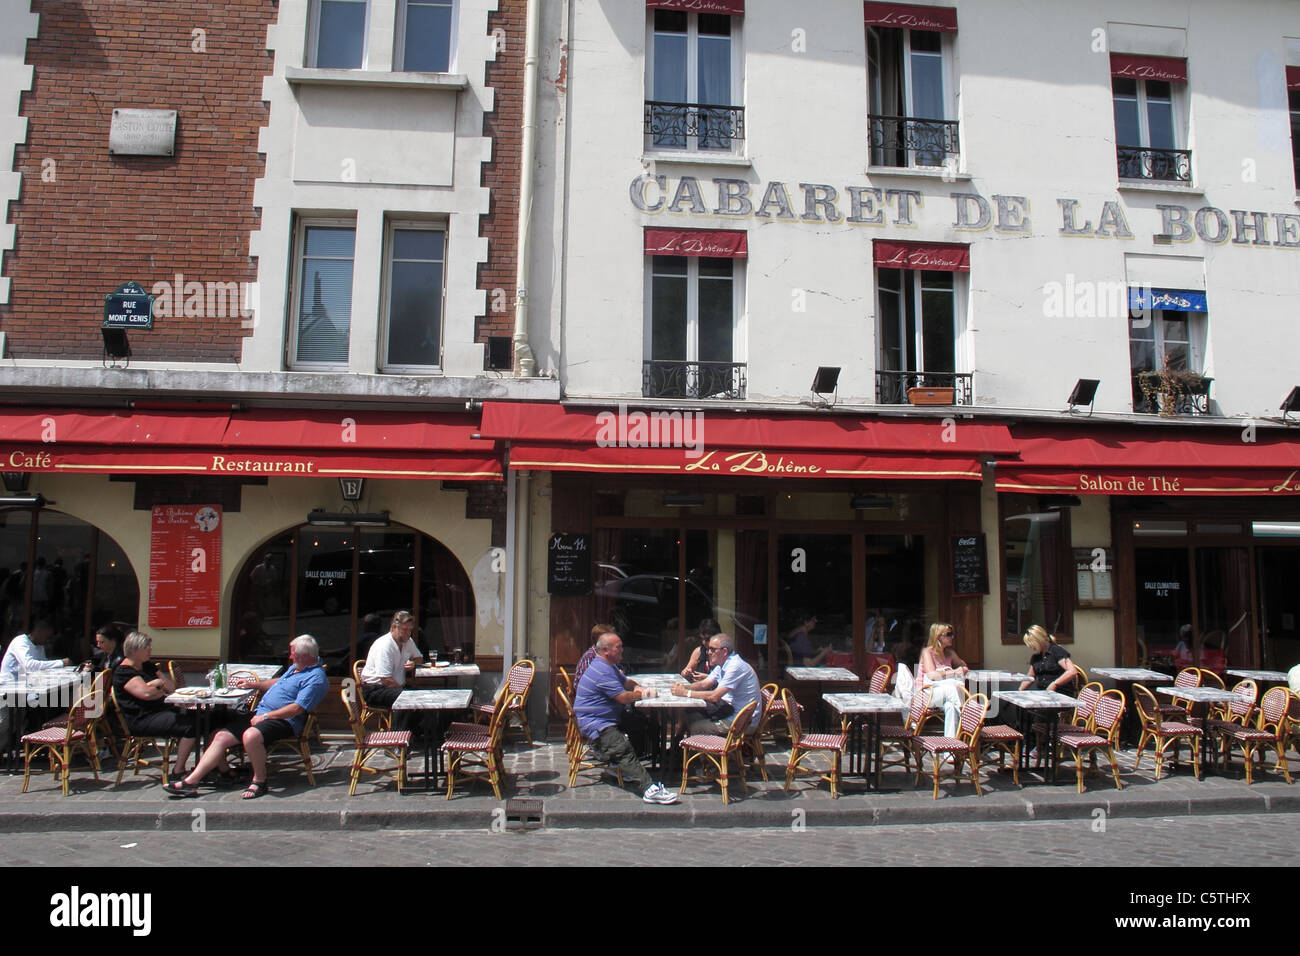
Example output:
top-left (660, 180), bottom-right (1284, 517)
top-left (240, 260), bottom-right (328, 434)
top-left (164, 778), bottom-right (198, 798)
top-left (241, 780), bottom-right (268, 800)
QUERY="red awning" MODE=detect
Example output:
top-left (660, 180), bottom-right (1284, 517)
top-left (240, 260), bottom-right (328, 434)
top-left (1110, 53), bottom-right (1187, 83)
top-left (481, 403), bottom-right (1015, 481)
top-left (644, 228), bottom-right (747, 258)
top-left (0, 408), bottom-right (500, 480)
top-left (863, 2), bottom-right (957, 32)
top-left (874, 240), bottom-right (969, 272)
top-left (1288, 66), bottom-right (1300, 91)
top-left (996, 425), bottom-right (1300, 497)
top-left (648, 0), bottom-right (744, 14)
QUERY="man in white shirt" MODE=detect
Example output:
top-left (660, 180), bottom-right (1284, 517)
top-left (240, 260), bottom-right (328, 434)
top-left (670, 633), bottom-right (761, 736)
top-left (1, 620), bottom-right (71, 682)
top-left (359, 610), bottom-right (422, 729)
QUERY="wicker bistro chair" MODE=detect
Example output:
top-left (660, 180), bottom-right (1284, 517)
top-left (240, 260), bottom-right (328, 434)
top-left (680, 700), bottom-right (759, 804)
top-left (957, 686), bottom-right (1023, 787)
top-left (912, 693), bottom-right (989, 799)
top-left (351, 660), bottom-right (390, 731)
top-left (1197, 668), bottom-right (1226, 690)
top-left (1056, 688), bottom-right (1125, 793)
top-left (758, 682), bottom-right (802, 746)
top-left (1160, 667), bottom-right (1201, 721)
top-left (556, 667), bottom-right (573, 699)
top-left (441, 691), bottom-right (517, 800)
top-left (878, 686), bottom-right (932, 775)
top-left (110, 686), bottom-right (176, 787)
top-left (1133, 684), bottom-right (1202, 780)
top-left (554, 686), bottom-right (622, 788)
top-left (1212, 686), bottom-right (1293, 785)
top-left (42, 669), bottom-right (116, 760)
top-left (21, 689), bottom-right (101, 795)
top-left (471, 659), bottom-right (535, 744)
top-left (341, 682), bottom-right (411, 795)
top-left (782, 688), bottom-right (847, 798)
top-left (265, 712), bottom-right (318, 786)
top-left (868, 663), bottom-right (893, 694)
top-left (1208, 679), bottom-right (1257, 726)
top-left (1067, 683), bottom-right (1103, 733)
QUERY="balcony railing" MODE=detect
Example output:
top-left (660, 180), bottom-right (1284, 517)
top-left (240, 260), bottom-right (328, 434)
top-left (1132, 373), bottom-right (1212, 417)
top-left (644, 101), bottom-right (745, 150)
top-left (643, 361), bottom-right (747, 400)
top-left (868, 115), bottom-right (960, 168)
top-left (875, 370), bottom-right (973, 405)
top-left (1117, 146), bottom-right (1192, 183)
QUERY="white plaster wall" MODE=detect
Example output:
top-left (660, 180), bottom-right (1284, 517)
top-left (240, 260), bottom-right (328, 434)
top-left (21, 472), bottom-right (498, 659)
top-left (544, 0), bottom-right (1300, 416)
top-left (246, 0), bottom-right (497, 375)
top-left (0, 1), bottom-right (38, 310)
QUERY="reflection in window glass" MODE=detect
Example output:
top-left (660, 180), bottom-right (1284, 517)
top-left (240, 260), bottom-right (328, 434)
top-left (386, 228), bottom-right (444, 368)
top-left (777, 534), bottom-right (852, 670)
top-left (316, 0), bottom-right (367, 68)
top-left (402, 0), bottom-right (453, 72)
top-left (295, 226), bottom-right (355, 365)
top-left (1002, 495), bottom-right (1069, 638)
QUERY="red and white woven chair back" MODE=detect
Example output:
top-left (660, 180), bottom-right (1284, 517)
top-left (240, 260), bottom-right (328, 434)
top-left (1225, 680), bottom-right (1257, 721)
top-left (1258, 686), bottom-right (1290, 731)
top-left (1175, 667), bottom-right (1200, 688)
top-left (781, 688), bottom-right (804, 744)
top-left (868, 664), bottom-right (891, 694)
top-left (1133, 684), bottom-right (1159, 728)
top-left (1073, 684), bottom-right (1101, 725)
top-left (1092, 690), bottom-right (1124, 735)
top-left (957, 694), bottom-right (988, 744)
top-left (725, 700), bottom-right (758, 749)
top-left (506, 660), bottom-right (535, 696)
top-left (905, 686), bottom-right (932, 733)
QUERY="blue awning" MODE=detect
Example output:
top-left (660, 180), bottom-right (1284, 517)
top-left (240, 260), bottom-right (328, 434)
top-left (1129, 287), bottom-right (1208, 312)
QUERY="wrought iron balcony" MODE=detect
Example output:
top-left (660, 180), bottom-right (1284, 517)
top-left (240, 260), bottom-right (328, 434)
top-left (643, 361), bottom-right (747, 400)
top-left (1132, 372), bottom-right (1212, 416)
top-left (1117, 146), bottom-right (1192, 183)
top-left (644, 101), bottom-right (745, 150)
top-left (875, 370), bottom-right (973, 405)
top-left (868, 115), bottom-right (960, 168)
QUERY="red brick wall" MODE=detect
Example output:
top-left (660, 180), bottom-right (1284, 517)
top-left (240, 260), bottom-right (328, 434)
top-left (475, 0), bottom-right (525, 365)
top-left (2, 1), bottom-right (275, 362)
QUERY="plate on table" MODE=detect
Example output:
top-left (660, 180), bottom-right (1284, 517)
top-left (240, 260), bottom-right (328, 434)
top-left (215, 688), bottom-right (249, 698)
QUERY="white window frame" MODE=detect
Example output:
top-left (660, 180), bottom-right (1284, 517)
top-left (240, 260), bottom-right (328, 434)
top-left (867, 25), bottom-right (957, 169)
top-left (288, 216), bottom-right (357, 371)
top-left (1129, 309), bottom-right (1205, 374)
top-left (645, 9), bottom-right (744, 154)
top-left (875, 268), bottom-right (969, 374)
top-left (395, 0), bottom-right (457, 73)
top-left (1290, 86), bottom-right (1300, 192)
top-left (308, 0), bottom-right (370, 69)
top-left (643, 255), bottom-right (747, 384)
top-left (379, 219), bottom-right (447, 373)
top-left (1112, 76), bottom-right (1188, 181)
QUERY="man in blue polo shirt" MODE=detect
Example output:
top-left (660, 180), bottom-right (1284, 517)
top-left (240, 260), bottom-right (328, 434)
top-left (670, 633), bottom-right (760, 736)
top-left (573, 631), bottom-right (678, 804)
top-left (166, 634), bottom-right (328, 799)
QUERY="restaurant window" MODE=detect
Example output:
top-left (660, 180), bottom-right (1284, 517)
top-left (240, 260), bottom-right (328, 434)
top-left (290, 220), bottom-right (356, 369)
top-left (309, 0), bottom-right (368, 69)
top-left (397, 0), bottom-right (454, 72)
top-left (1111, 55), bottom-right (1190, 182)
top-left (645, 251), bottom-right (746, 399)
top-left (646, 9), bottom-right (743, 152)
top-left (230, 522), bottom-right (473, 676)
top-left (874, 262), bottom-right (970, 404)
top-left (1289, 69), bottom-right (1300, 190)
top-left (867, 10), bottom-right (958, 169)
top-left (0, 509), bottom-right (138, 662)
top-left (381, 222), bottom-right (445, 371)
top-left (1128, 297), bottom-right (1209, 415)
top-left (1000, 495), bottom-right (1072, 643)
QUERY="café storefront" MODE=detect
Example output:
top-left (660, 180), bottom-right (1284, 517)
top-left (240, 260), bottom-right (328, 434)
top-left (480, 401), bottom-right (1017, 685)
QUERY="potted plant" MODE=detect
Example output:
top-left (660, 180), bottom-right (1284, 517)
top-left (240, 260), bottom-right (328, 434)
top-left (1136, 366), bottom-right (1212, 417)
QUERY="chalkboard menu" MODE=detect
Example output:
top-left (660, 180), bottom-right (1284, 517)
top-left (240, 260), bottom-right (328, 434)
top-left (950, 534), bottom-right (989, 596)
top-left (547, 532), bottom-right (592, 596)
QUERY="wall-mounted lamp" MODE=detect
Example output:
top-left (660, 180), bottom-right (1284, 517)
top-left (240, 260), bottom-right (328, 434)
top-left (1066, 379), bottom-right (1099, 416)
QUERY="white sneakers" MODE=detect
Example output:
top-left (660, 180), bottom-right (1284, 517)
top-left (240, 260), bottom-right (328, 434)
top-left (642, 782), bottom-right (680, 804)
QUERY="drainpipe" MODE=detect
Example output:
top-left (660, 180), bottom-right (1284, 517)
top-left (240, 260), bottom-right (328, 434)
top-left (509, 469), bottom-right (531, 668)
top-left (512, 0), bottom-right (540, 377)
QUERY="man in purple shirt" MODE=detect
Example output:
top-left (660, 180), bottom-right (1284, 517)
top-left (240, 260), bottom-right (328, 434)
top-left (573, 632), bottom-right (678, 804)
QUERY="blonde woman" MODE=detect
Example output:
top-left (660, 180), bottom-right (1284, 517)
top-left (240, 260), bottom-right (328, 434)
top-left (1017, 625), bottom-right (1078, 694)
top-left (918, 622), bottom-right (967, 738)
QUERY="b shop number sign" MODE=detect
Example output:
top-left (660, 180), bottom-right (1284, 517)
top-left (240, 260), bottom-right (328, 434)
top-left (148, 505), bottom-right (222, 628)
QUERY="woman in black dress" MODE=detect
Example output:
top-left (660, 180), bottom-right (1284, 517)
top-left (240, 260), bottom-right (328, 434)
top-left (1017, 624), bottom-right (1079, 694)
top-left (112, 631), bottom-right (197, 778)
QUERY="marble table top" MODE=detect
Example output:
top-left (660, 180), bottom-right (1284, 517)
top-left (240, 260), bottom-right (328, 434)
top-left (964, 670), bottom-right (1032, 684)
top-left (413, 663), bottom-right (481, 679)
top-left (823, 692), bottom-right (908, 715)
top-left (626, 674), bottom-right (704, 709)
top-left (392, 689), bottom-right (474, 711)
top-left (1156, 686), bottom-right (1249, 704)
top-left (1225, 669), bottom-right (1290, 683)
top-left (166, 686), bottom-right (254, 708)
top-left (993, 690), bottom-right (1079, 709)
top-left (1092, 667), bottom-right (1174, 682)
top-left (787, 667), bottom-right (859, 682)
top-left (224, 663), bottom-right (284, 681)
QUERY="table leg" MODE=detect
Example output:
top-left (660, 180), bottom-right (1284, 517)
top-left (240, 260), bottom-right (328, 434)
top-left (1047, 712), bottom-right (1059, 785)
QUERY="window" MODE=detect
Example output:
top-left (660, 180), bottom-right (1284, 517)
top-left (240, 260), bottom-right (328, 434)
top-left (397, 0), bottom-right (454, 72)
top-left (1110, 55), bottom-right (1189, 182)
top-left (1289, 67), bottom-right (1300, 190)
top-left (1129, 302), bottom-right (1209, 414)
top-left (645, 253), bottom-right (745, 399)
top-left (645, 10), bottom-right (742, 152)
top-left (873, 241), bottom-right (969, 404)
top-left (865, 4), bottom-right (958, 168)
top-left (1000, 495), bottom-right (1072, 643)
top-left (381, 223), bottom-right (445, 371)
top-left (291, 221), bottom-right (355, 368)
top-left (309, 0), bottom-right (368, 69)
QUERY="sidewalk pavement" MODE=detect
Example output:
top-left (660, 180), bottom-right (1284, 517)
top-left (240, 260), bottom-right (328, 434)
top-left (2, 735), bottom-right (1296, 832)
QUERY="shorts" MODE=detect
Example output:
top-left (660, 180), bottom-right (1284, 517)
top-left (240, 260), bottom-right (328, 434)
top-left (219, 713), bottom-right (297, 746)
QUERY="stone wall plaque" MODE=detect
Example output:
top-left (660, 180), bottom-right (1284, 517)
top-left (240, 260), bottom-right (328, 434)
top-left (109, 108), bottom-right (177, 156)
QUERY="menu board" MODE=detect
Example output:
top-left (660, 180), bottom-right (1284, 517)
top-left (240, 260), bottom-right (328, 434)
top-left (148, 505), bottom-right (222, 628)
top-left (547, 532), bottom-right (591, 596)
top-left (1074, 547), bottom-right (1114, 608)
top-left (950, 534), bottom-right (989, 596)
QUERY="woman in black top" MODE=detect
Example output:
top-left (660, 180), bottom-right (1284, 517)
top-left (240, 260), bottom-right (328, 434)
top-left (1017, 624), bottom-right (1079, 694)
top-left (112, 630), bottom-right (197, 777)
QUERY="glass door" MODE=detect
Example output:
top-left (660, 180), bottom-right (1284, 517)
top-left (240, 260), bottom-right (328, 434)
top-left (1133, 547), bottom-right (1191, 671)
top-left (1194, 547), bottom-right (1251, 674)
top-left (1257, 547), bottom-right (1300, 671)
